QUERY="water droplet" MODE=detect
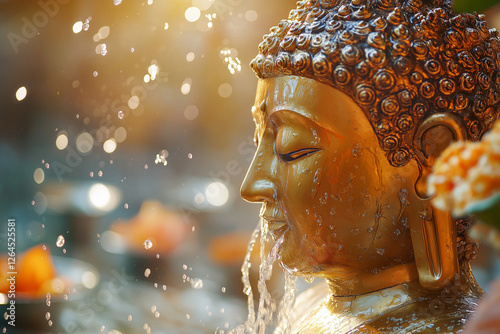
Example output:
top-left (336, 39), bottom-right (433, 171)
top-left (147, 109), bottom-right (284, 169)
top-left (42, 224), bottom-right (45, 228)
top-left (93, 71), bottom-right (98, 77)
top-left (45, 312), bottom-right (51, 320)
top-left (124, 203), bottom-right (129, 209)
top-left (182, 264), bottom-right (188, 270)
top-left (376, 248), bottom-right (385, 255)
top-left (46, 299), bottom-right (51, 307)
top-left (186, 314), bottom-right (191, 319)
top-left (83, 18), bottom-right (91, 31)
top-left (352, 143), bottom-right (362, 157)
top-left (303, 276), bottom-right (315, 284)
top-left (156, 253), bottom-right (160, 259)
top-left (399, 188), bottom-right (409, 207)
top-left (45, 163), bottom-right (50, 169)
top-left (98, 170), bottom-right (103, 177)
top-left (42, 245), bottom-right (47, 251)
top-left (221, 287), bottom-right (226, 293)
top-left (143, 239), bottom-right (153, 249)
top-left (155, 149), bottom-right (169, 166)
top-left (31, 200), bottom-right (35, 206)
top-left (128, 315), bottom-right (132, 321)
top-left (113, 0), bottom-right (122, 5)
top-left (188, 153), bottom-right (193, 159)
top-left (117, 110), bottom-right (124, 119)
top-left (162, 285), bottom-right (166, 290)
top-left (154, 283), bottom-right (158, 288)
top-left (100, 325), bottom-right (105, 332)
top-left (63, 248), bottom-right (67, 253)
top-left (144, 164), bottom-right (149, 169)
top-left (56, 235), bottom-right (65, 248)
top-left (99, 43), bottom-right (108, 56)
top-left (144, 268), bottom-right (151, 277)
top-left (90, 171), bottom-right (94, 177)
top-left (48, 320), bottom-right (53, 327)
top-left (191, 226), bottom-right (196, 232)
top-left (190, 278), bottom-right (203, 289)
top-left (154, 311), bottom-right (160, 318)
top-left (130, 47), bottom-right (135, 52)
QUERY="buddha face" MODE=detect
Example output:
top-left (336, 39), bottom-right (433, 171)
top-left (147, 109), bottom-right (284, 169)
top-left (241, 76), bottom-right (422, 278)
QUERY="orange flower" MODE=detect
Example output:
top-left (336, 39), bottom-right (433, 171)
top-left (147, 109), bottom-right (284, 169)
top-left (429, 120), bottom-right (500, 216)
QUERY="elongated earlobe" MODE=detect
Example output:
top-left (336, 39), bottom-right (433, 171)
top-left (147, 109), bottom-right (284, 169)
top-left (410, 113), bottom-right (467, 291)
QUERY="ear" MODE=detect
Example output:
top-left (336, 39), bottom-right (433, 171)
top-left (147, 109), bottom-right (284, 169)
top-left (413, 113), bottom-right (467, 198)
top-left (410, 113), bottom-right (467, 291)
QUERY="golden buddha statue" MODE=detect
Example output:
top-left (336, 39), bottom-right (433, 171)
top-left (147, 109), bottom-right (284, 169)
top-left (239, 0), bottom-right (500, 333)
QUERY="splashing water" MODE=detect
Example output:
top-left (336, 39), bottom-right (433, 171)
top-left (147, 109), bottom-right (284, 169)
top-left (143, 239), bottom-right (153, 249)
top-left (190, 278), bottom-right (204, 289)
top-left (56, 235), bottom-right (65, 248)
top-left (155, 149), bottom-right (168, 166)
top-left (238, 218), bottom-right (298, 334)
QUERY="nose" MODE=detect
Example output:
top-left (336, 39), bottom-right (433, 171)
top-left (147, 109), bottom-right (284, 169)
top-left (240, 145), bottom-right (276, 203)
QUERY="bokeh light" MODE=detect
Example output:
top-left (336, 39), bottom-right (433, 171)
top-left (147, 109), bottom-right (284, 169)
top-left (76, 132), bottom-right (94, 154)
top-left (245, 10), bottom-right (258, 22)
top-left (181, 78), bottom-right (192, 95)
top-left (205, 182), bottom-right (229, 207)
top-left (184, 105), bottom-right (199, 120)
top-left (73, 21), bottom-right (83, 33)
top-left (88, 183), bottom-right (111, 209)
top-left (128, 95), bottom-right (140, 109)
top-left (103, 138), bottom-right (117, 153)
top-left (218, 83), bottom-right (233, 98)
top-left (56, 132), bottom-right (68, 150)
top-left (185, 7), bottom-right (201, 22)
top-left (114, 127), bottom-right (127, 143)
top-left (33, 168), bottom-right (45, 184)
top-left (15, 86), bottom-right (27, 101)
top-left (82, 271), bottom-right (98, 289)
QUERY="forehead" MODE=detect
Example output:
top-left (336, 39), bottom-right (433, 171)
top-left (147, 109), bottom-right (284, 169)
top-left (253, 76), bottom-right (367, 133)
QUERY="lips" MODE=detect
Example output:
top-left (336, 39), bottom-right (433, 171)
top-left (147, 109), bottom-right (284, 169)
top-left (261, 216), bottom-right (288, 240)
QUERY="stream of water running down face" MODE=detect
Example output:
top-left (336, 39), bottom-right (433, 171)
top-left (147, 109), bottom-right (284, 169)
top-left (231, 218), bottom-right (298, 334)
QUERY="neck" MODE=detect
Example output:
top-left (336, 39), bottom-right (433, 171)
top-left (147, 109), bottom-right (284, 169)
top-left (325, 262), bottom-right (419, 296)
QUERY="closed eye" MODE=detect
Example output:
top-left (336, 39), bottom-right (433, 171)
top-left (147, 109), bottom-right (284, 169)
top-left (278, 148), bottom-right (320, 162)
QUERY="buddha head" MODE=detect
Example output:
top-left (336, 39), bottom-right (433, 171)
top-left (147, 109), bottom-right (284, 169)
top-left (241, 0), bottom-right (500, 293)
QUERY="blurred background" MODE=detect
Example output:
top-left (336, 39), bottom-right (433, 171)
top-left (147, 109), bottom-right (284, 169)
top-left (1, 0), bottom-right (500, 333)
